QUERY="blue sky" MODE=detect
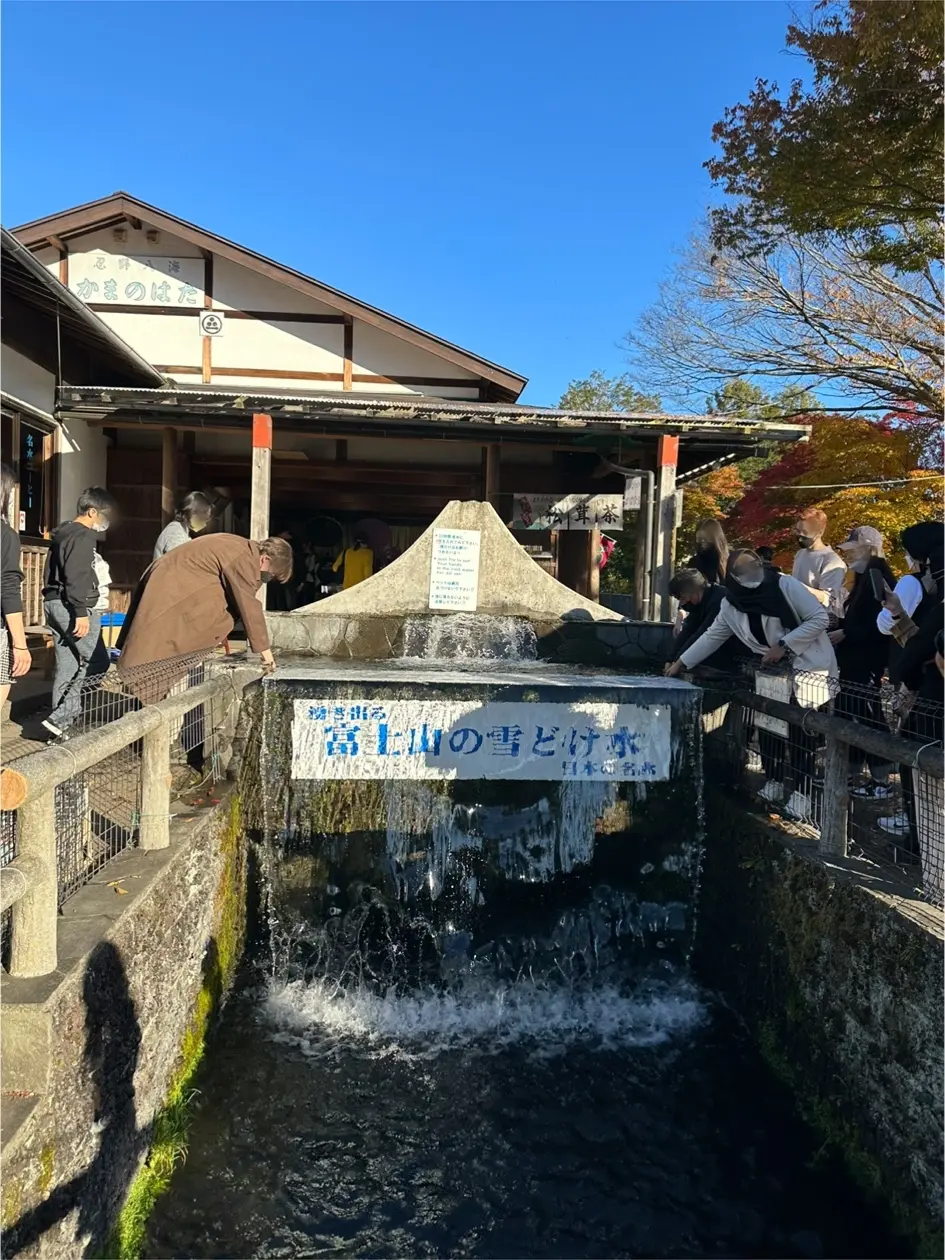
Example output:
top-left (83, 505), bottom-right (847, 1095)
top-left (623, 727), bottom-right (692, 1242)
top-left (2, 0), bottom-right (804, 405)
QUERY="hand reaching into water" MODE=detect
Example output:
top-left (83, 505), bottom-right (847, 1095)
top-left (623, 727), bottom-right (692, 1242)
top-left (260, 649), bottom-right (276, 674)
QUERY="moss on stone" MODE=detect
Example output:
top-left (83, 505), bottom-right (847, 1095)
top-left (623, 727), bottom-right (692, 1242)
top-left (2, 1177), bottom-right (22, 1231)
top-left (36, 1143), bottom-right (55, 1199)
top-left (106, 795), bottom-right (247, 1260)
top-left (696, 787), bottom-right (944, 1258)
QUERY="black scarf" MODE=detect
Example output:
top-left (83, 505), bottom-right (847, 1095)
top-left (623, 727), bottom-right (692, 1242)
top-left (724, 567), bottom-right (799, 649)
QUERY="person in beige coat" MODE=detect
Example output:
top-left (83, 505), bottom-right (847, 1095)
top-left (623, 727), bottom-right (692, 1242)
top-left (666, 548), bottom-right (838, 824)
top-left (116, 533), bottom-right (292, 701)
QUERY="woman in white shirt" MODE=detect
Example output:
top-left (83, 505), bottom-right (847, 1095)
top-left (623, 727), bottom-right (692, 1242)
top-left (667, 549), bottom-right (838, 823)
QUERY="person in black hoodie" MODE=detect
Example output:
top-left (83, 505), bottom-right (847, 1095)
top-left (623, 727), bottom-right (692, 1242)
top-left (667, 568), bottom-right (741, 671)
top-left (829, 525), bottom-right (897, 798)
top-left (42, 487), bottom-right (117, 738)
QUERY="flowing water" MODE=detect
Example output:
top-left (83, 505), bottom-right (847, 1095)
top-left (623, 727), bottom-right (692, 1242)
top-left (147, 638), bottom-right (900, 1258)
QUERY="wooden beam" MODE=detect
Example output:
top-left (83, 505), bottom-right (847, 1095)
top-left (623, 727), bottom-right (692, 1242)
top-left (653, 434), bottom-right (679, 621)
top-left (161, 428), bottom-right (177, 525)
top-left (586, 528), bottom-right (601, 603)
top-left (86, 304), bottom-right (346, 323)
top-left (58, 250), bottom-right (68, 287)
top-left (202, 253), bottom-right (214, 384)
top-left (250, 413), bottom-right (273, 542)
top-left (343, 318), bottom-right (353, 391)
top-left (484, 443), bottom-right (500, 506)
top-left (335, 439), bottom-right (348, 462)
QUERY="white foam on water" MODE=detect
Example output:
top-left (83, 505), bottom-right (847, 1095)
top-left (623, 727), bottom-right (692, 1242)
top-left (263, 974), bottom-right (706, 1061)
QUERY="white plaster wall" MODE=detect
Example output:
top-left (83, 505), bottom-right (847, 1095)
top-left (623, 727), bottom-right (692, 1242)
top-left (58, 417), bottom-right (108, 519)
top-left (212, 258), bottom-right (339, 315)
top-left (351, 320), bottom-right (479, 382)
top-left (96, 311), bottom-right (205, 368)
top-left (212, 318), bottom-right (344, 377)
top-left (1, 345), bottom-right (56, 414)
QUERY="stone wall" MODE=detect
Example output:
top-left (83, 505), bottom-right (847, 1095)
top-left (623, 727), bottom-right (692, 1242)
top-left (695, 789), bottom-right (944, 1256)
top-left (1, 791), bottom-right (247, 1259)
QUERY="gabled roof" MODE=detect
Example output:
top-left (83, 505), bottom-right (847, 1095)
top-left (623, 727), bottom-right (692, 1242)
top-left (1, 227), bottom-right (165, 388)
top-left (13, 192), bottom-right (527, 402)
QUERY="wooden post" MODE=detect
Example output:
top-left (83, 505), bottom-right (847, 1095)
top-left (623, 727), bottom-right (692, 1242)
top-left (819, 733), bottom-right (850, 858)
top-left (653, 435), bottom-right (678, 621)
top-left (9, 789), bottom-right (58, 977)
top-left (161, 427), bottom-right (177, 526)
top-left (250, 413), bottom-right (273, 606)
top-left (484, 443), bottom-right (500, 508)
top-left (140, 717), bottom-right (171, 851)
top-left (556, 530), bottom-right (587, 597)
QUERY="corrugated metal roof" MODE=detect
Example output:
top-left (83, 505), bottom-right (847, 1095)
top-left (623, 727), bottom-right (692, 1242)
top-left (57, 384), bottom-right (812, 447)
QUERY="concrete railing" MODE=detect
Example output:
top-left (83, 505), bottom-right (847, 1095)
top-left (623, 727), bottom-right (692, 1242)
top-left (1, 667), bottom-right (257, 980)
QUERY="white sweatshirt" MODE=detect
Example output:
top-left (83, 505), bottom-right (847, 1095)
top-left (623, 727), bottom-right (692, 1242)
top-left (792, 545), bottom-right (847, 617)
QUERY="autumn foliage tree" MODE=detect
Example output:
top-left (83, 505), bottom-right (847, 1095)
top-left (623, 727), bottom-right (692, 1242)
top-left (725, 410), bottom-right (943, 570)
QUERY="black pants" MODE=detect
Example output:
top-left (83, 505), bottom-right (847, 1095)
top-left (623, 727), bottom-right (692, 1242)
top-left (758, 699), bottom-right (827, 794)
top-left (835, 677), bottom-right (892, 780)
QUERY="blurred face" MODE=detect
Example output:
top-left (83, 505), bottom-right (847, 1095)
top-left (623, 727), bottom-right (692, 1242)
top-left (89, 505), bottom-right (115, 533)
top-left (732, 559), bottom-right (764, 589)
top-left (795, 519), bottom-right (819, 547)
top-left (695, 532), bottom-right (713, 552)
top-left (188, 511), bottom-right (211, 533)
top-left (680, 586), bottom-right (703, 609)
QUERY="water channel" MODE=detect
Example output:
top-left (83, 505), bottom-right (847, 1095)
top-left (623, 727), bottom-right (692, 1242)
top-left (146, 632), bottom-right (900, 1258)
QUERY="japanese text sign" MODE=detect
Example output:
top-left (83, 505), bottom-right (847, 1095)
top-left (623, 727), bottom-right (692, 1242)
top-left (70, 253), bottom-right (205, 306)
top-left (291, 698), bottom-right (671, 782)
top-left (512, 493), bottom-right (624, 531)
top-left (428, 528), bottom-right (481, 611)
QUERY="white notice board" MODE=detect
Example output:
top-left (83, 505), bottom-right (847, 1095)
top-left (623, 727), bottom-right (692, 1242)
top-left (428, 528), bottom-right (481, 611)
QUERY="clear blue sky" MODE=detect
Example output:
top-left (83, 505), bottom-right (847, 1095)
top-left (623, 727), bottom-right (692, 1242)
top-left (2, 0), bottom-right (804, 405)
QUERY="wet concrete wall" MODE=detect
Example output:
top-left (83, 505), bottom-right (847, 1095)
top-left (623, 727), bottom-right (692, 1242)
top-left (1, 792), bottom-right (247, 1259)
top-left (695, 789), bottom-right (944, 1257)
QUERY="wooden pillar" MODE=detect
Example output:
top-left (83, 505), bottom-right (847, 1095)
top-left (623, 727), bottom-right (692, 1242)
top-left (556, 530), bottom-right (587, 598)
top-left (250, 413), bottom-right (273, 606)
top-left (484, 443), bottom-right (500, 508)
top-left (161, 427), bottom-right (177, 526)
top-left (653, 435), bottom-right (679, 622)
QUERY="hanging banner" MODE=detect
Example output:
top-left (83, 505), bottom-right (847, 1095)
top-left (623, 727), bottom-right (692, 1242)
top-left (291, 698), bottom-right (671, 782)
top-left (511, 493), bottom-right (624, 531)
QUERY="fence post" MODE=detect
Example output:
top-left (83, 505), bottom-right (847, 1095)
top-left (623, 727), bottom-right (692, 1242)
top-left (9, 789), bottom-right (58, 977)
top-left (820, 731), bottom-right (850, 858)
top-left (140, 715), bottom-right (171, 851)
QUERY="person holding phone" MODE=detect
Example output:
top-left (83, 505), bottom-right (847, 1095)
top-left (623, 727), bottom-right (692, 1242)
top-left (830, 526), bottom-right (897, 798)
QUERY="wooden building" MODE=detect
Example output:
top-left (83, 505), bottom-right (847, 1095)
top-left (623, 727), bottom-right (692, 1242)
top-left (11, 193), bottom-right (810, 618)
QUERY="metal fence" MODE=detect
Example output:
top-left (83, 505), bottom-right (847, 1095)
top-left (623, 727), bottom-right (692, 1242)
top-left (1, 658), bottom-right (257, 977)
top-left (698, 661), bottom-right (944, 908)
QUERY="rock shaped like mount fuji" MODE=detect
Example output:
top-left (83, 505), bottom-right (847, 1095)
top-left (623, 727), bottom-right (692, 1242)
top-left (266, 500), bottom-right (623, 656)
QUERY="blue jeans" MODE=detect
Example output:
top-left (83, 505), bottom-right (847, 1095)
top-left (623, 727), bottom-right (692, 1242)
top-left (45, 601), bottom-right (108, 730)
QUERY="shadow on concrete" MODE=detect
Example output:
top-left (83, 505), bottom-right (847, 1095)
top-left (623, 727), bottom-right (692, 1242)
top-left (5, 940), bottom-right (142, 1258)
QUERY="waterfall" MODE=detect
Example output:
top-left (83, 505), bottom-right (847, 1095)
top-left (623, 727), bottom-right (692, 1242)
top-left (401, 613), bottom-right (538, 661)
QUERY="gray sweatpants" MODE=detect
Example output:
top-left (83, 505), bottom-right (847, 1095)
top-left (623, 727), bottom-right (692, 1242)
top-left (45, 600), bottom-right (108, 731)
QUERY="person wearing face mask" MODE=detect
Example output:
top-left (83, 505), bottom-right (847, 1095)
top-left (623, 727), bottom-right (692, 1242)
top-left (667, 568), bottom-right (740, 670)
top-left (667, 548), bottom-right (838, 822)
top-left (791, 509), bottom-right (847, 619)
top-left (153, 490), bottom-right (215, 561)
top-left (116, 532), bottom-right (293, 701)
top-left (829, 526), bottom-right (896, 798)
top-left (875, 521), bottom-right (944, 848)
top-left (41, 487), bottom-right (118, 738)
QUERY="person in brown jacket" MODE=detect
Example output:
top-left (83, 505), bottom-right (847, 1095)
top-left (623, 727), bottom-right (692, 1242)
top-left (116, 534), bottom-right (292, 701)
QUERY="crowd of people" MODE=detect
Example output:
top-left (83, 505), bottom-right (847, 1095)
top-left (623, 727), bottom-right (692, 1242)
top-left (664, 510), bottom-right (943, 866)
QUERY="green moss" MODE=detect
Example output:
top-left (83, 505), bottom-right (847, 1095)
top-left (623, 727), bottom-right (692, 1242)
top-left (2, 1178), bottom-right (22, 1230)
top-left (106, 795), bottom-right (247, 1260)
top-left (36, 1144), bottom-right (55, 1198)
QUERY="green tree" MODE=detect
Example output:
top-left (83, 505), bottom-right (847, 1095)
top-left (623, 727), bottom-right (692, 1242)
top-left (706, 0), bottom-right (943, 272)
top-left (706, 380), bottom-right (817, 419)
top-left (559, 370), bottom-right (661, 414)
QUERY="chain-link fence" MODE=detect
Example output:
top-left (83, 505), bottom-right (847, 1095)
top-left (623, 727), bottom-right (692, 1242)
top-left (2, 651), bottom-right (243, 911)
top-left (699, 660), bottom-right (944, 908)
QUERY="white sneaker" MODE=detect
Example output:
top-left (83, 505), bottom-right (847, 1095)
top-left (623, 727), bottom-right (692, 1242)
top-left (784, 791), bottom-right (815, 823)
top-left (851, 781), bottom-right (893, 800)
top-left (758, 779), bottom-right (785, 804)
top-left (41, 717), bottom-right (65, 739)
top-left (746, 752), bottom-right (764, 773)
top-left (877, 815), bottom-right (910, 836)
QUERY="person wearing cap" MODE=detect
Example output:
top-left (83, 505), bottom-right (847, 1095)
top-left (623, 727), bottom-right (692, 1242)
top-left (829, 526), bottom-right (897, 799)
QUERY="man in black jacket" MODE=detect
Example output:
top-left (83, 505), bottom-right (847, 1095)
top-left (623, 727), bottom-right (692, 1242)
top-left (667, 568), bottom-right (740, 671)
top-left (42, 487), bottom-right (117, 738)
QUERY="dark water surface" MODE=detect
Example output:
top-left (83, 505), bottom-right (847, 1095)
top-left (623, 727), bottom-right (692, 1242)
top-left (146, 980), bottom-right (899, 1259)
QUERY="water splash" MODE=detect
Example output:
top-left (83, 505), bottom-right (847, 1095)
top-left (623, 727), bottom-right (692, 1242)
top-left (401, 613), bottom-right (538, 661)
top-left (265, 972), bottom-right (705, 1060)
